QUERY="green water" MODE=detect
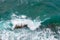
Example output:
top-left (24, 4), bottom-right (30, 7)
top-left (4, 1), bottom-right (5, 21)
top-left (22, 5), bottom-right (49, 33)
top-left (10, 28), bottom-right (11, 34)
top-left (0, 0), bottom-right (60, 25)
top-left (0, 0), bottom-right (60, 40)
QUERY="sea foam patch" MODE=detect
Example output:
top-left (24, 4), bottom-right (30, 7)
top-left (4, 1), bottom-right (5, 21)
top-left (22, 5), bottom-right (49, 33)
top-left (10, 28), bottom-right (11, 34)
top-left (0, 14), bottom-right (59, 40)
top-left (11, 14), bottom-right (41, 30)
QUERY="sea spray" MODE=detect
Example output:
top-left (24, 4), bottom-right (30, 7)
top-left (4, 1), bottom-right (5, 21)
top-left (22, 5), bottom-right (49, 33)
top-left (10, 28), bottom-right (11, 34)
top-left (0, 14), bottom-right (59, 40)
top-left (11, 14), bottom-right (41, 30)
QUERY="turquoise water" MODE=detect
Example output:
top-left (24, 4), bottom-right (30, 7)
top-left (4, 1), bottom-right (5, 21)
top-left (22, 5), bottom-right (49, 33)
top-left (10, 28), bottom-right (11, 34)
top-left (0, 0), bottom-right (60, 24)
top-left (0, 0), bottom-right (60, 40)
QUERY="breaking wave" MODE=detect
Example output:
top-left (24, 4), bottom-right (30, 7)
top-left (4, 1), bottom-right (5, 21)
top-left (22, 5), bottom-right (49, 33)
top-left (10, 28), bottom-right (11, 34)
top-left (0, 14), bottom-right (59, 40)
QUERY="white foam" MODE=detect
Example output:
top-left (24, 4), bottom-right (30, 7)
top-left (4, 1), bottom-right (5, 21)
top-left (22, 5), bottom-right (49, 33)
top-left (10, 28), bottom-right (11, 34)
top-left (0, 27), bottom-right (58, 40)
top-left (0, 13), bottom-right (59, 40)
top-left (11, 14), bottom-right (41, 30)
top-left (20, 15), bottom-right (27, 19)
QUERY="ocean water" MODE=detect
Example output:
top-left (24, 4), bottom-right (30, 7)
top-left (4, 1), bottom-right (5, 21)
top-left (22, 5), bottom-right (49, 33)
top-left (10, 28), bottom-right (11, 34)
top-left (0, 0), bottom-right (60, 40)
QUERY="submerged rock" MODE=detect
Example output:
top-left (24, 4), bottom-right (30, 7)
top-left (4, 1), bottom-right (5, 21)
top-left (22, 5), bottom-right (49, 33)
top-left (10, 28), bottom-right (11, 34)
top-left (14, 24), bottom-right (27, 29)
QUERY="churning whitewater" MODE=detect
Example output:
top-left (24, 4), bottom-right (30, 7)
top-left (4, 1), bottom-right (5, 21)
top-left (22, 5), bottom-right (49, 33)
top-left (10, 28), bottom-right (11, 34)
top-left (11, 14), bottom-right (41, 30)
top-left (0, 14), bottom-right (58, 40)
